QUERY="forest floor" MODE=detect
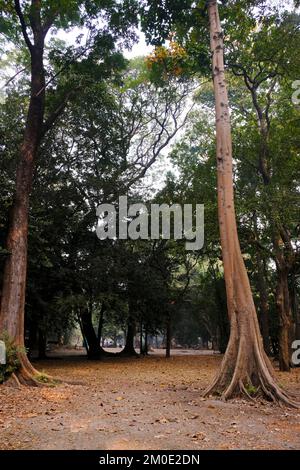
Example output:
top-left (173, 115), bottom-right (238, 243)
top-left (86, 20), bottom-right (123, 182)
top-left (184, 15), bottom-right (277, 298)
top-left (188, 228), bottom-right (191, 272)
top-left (0, 354), bottom-right (300, 450)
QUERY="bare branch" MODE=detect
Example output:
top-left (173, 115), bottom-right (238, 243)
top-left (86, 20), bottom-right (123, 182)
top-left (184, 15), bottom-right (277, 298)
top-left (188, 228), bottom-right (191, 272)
top-left (1, 67), bottom-right (27, 89)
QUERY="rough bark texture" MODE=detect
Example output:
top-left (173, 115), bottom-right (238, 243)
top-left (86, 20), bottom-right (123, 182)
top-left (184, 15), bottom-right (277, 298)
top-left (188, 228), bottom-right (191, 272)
top-left (204, 1), bottom-right (298, 406)
top-left (0, 10), bottom-right (46, 383)
top-left (0, 2), bottom-right (65, 385)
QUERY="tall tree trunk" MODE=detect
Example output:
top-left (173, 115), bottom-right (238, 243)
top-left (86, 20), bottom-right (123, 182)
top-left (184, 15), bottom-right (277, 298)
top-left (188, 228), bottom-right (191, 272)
top-left (256, 255), bottom-right (271, 355)
top-left (80, 306), bottom-right (101, 359)
top-left (95, 303), bottom-right (116, 358)
top-left (140, 320), bottom-right (143, 355)
top-left (0, 3), bottom-right (71, 384)
top-left (211, 267), bottom-right (229, 353)
top-left (119, 315), bottom-right (138, 357)
top-left (273, 236), bottom-right (292, 371)
top-left (252, 212), bottom-right (271, 355)
top-left (0, 30), bottom-right (46, 383)
top-left (38, 328), bottom-right (47, 360)
top-left (244, 50), bottom-right (294, 371)
top-left (204, 1), bottom-right (297, 406)
top-left (144, 326), bottom-right (148, 355)
top-left (291, 273), bottom-right (300, 343)
top-left (77, 311), bottom-right (90, 355)
top-left (97, 303), bottom-right (105, 343)
top-left (27, 320), bottom-right (38, 358)
top-left (165, 314), bottom-right (171, 358)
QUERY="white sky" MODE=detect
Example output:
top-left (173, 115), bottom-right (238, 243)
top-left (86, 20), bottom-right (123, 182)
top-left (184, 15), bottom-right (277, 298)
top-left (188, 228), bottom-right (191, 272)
top-left (124, 33), bottom-right (153, 59)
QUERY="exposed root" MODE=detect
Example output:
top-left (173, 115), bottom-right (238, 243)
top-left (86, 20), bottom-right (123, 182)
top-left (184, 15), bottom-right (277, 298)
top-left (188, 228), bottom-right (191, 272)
top-left (101, 350), bottom-right (118, 358)
top-left (116, 348), bottom-right (140, 358)
top-left (204, 357), bottom-right (300, 408)
top-left (4, 372), bottom-right (21, 388)
top-left (15, 353), bottom-right (59, 387)
top-left (239, 380), bottom-right (256, 402)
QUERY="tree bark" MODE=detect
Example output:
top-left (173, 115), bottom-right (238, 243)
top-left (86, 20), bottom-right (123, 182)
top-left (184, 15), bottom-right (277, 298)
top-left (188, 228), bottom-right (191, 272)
top-left (97, 303), bottom-right (105, 343)
top-left (274, 238), bottom-right (292, 371)
top-left (204, 0), bottom-right (298, 406)
top-left (80, 306), bottom-right (101, 359)
top-left (0, 3), bottom-right (72, 384)
top-left (144, 327), bottom-right (148, 355)
top-left (0, 11), bottom-right (46, 383)
top-left (166, 314), bottom-right (171, 358)
top-left (256, 254), bottom-right (271, 355)
top-left (38, 329), bottom-right (47, 360)
top-left (119, 315), bottom-right (138, 357)
top-left (140, 320), bottom-right (143, 355)
top-left (291, 273), bottom-right (300, 343)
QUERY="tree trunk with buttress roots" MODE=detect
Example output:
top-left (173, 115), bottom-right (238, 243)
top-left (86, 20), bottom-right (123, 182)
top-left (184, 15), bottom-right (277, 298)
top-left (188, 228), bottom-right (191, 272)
top-left (79, 303), bottom-right (114, 358)
top-left (204, 0), bottom-right (298, 406)
top-left (119, 315), bottom-right (138, 357)
top-left (0, 2), bottom-right (72, 385)
top-left (0, 39), bottom-right (46, 385)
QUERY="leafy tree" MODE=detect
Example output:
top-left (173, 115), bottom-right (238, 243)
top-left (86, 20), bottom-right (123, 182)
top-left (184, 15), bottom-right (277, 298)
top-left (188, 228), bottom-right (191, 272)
top-left (0, 0), bottom-right (139, 383)
top-left (141, 0), bottom-right (299, 405)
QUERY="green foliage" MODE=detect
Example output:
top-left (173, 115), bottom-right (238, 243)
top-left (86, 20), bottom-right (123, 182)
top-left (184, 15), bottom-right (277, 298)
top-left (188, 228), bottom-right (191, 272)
top-left (0, 333), bottom-right (24, 384)
top-left (34, 372), bottom-right (59, 386)
top-left (245, 384), bottom-right (259, 396)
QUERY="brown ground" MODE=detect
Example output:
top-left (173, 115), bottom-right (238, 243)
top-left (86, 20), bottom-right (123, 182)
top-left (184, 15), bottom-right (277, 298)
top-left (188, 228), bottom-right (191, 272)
top-left (0, 353), bottom-right (300, 450)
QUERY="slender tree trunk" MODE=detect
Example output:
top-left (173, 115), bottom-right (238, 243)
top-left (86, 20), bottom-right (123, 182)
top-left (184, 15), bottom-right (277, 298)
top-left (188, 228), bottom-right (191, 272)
top-left (140, 320), bottom-right (143, 355)
top-left (166, 314), bottom-right (171, 358)
top-left (204, 0), bottom-right (298, 406)
top-left (80, 306), bottom-right (101, 359)
top-left (27, 321), bottom-right (38, 358)
top-left (245, 53), bottom-right (294, 371)
top-left (257, 256), bottom-right (271, 355)
top-left (38, 329), bottom-right (47, 360)
top-left (291, 273), bottom-right (300, 342)
top-left (252, 213), bottom-right (271, 355)
top-left (211, 268), bottom-right (229, 353)
top-left (97, 303), bottom-right (105, 343)
top-left (144, 327), bottom-right (148, 355)
top-left (119, 315), bottom-right (138, 357)
top-left (275, 255), bottom-right (292, 371)
top-left (77, 311), bottom-right (89, 355)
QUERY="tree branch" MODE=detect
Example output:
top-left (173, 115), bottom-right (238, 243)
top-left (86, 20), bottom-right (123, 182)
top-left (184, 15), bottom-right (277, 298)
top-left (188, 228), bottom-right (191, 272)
top-left (41, 88), bottom-right (78, 137)
top-left (14, 0), bottom-right (33, 52)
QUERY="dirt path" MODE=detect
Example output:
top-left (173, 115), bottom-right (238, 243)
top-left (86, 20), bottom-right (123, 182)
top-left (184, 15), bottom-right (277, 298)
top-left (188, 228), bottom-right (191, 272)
top-left (0, 355), bottom-right (300, 450)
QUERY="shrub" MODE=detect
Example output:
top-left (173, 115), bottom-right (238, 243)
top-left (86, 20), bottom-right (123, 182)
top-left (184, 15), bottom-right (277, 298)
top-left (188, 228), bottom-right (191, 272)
top-left (0, 333), bottom-right (24, 384)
